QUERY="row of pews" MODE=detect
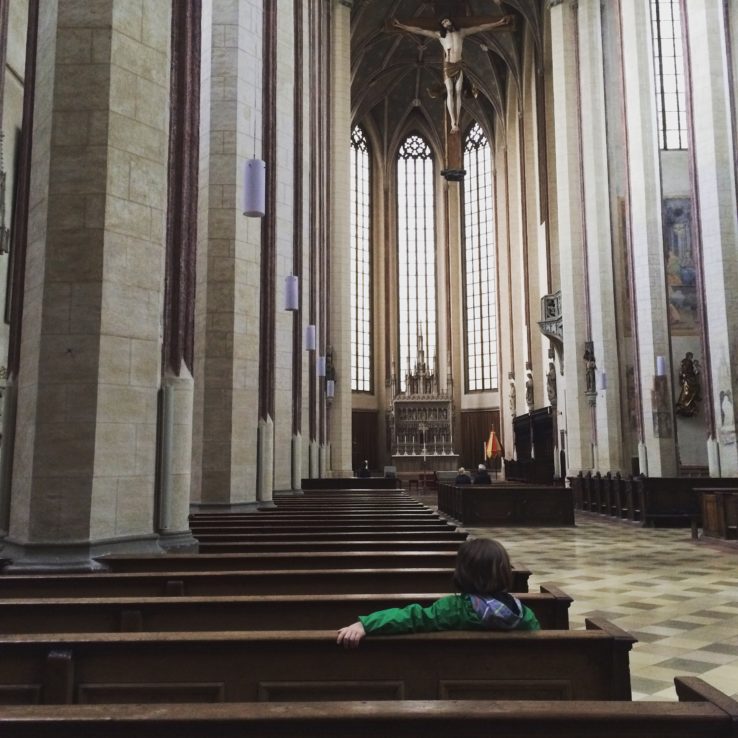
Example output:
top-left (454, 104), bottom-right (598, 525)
top-left (437, 481), bottom-right (575, 526)
top-left (572, 471), bottom-right (738, 538)
top-left (0, 479), bottom-right (736, 736)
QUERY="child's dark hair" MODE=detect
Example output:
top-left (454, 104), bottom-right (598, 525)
top-left (453, 538), bottom-right (512, 595)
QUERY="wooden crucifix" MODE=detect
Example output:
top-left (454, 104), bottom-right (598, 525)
top-left (391, 14), bottom-right (515, 179)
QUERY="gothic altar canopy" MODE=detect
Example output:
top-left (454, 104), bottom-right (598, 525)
top-left (388, 334), bottom-right (458, 473)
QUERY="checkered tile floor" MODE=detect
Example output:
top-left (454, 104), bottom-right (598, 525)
top-left (420, 497), bottom-right (738, 701)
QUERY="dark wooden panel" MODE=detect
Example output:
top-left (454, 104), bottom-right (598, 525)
top-left (77, 683), bottom-right (225, 705)
top-left (459, 410), bottom-right (501, 471)
top-left (256, 680), bottom-right (404, 701)
top-left (352, 410), bottom-right (379, 472)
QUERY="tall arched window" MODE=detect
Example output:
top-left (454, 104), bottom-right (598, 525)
top-left (650, 0), bottom-right (687, 150)
top-left (350, 125), bottom-right (372, 392)
top-left (397, 134), bottom-right (436, 391)
top-left (463, 123), bottom-right (497, 391)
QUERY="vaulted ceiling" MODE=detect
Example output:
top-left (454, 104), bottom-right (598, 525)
top-left (350, 0), bottom-right (542, 158)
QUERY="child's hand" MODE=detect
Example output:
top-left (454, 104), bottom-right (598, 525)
top-left (336, 621), bottom-right (366, 648)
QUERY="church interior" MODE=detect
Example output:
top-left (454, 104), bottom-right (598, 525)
top-left (0, 0), bottom-right (737, 728)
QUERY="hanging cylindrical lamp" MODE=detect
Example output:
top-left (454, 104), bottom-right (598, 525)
top-left (326, 379), bottom-right (335, 398)
top-left (656, 355), bottom-right (667, 377)
top-left (317, 355), bottom-right (326, 377)
top-left (305, 324), bottom-right (316, 351)
top-left (284, 275), bottom-right (299, 311)
top-left (243, 159), bottom-right (266, 217)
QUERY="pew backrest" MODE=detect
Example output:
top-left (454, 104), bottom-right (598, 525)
top-left (0, 617), bottom-right (634, 704)
top-left (0, 567), bottom-right (531, 597)
top-left (0, 585), bottom-right (570, 633)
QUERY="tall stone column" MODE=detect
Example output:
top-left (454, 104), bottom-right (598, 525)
top-left (4, 0), bottom-right (172, 569)
top-left (684, 0), bottom-right (738, 474)
top-left (620, 0), bottom-right (676, 476)
top-left (159, 0), bottom-right (200, 550)
top-left (548, 0), bottom-right (592, 473)
top-left (328, 0), bottom-right (352, 476)
top-left (577, 0), bottom-right (625, 472)
top-left (290, 0), bottom-right (305, 494)
top-left (256, 0), bottom-right (277, 508)
top-left (191, 0), bottom-right (263, 511)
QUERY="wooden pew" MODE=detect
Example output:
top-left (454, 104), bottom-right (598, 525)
top-left (0, 585), bottom-right (571, 633)
top-left (0, 678), bottom-right (734, 738)
top-left (194, 530), bottom-right (468, 542)
top-left (572, 473), bottom-right (738, 531)
top-left (216, 499), bottom-right (431, 508)
top-left (279, 488), bottom-right (412, 494)
top-left (191, 524), bottom-right (457, 538)
top-left (98, 550), bottom-right (461, 572)
top-left (190, 513), bottom-right (440, 524)
top-left (301, 478), bottom-right (402, 489)
top-left (0, 567), bottom-right (531, 597)
top-left (242, 504), bottom-right (430, 511)
top-left (437, 483), bottom-right (575, 526)
top-left (195, 539), bottom-right (463, 554)
top-left (0, 618), bottom-right (634, 704)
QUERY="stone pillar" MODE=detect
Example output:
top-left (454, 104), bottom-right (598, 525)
top-left (684, 0), bottom-right (738, 474)
top-left (159, 368), bottom-right (196, 546)
top-left (191, 0), bottom-right (263, 512)
top-left (328, 0), bottom-right (352, 476)
top-left (620, 0), bottom-right (676, 476)
top-left (158, 0), bottom-right (200, 551)
top-left (5, 0), bottom-right (172, 569)
top-left (256, 0), bottom-right (277, 508)
top-left (548, 0), bottom-right (592, 473)
top-left (577, 0), bottom-right (626, 472)
top-left (289, 0), bottom-right (304, 495)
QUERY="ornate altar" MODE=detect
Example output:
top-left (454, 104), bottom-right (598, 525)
top-left (388, 335), bottom-right (458, 474)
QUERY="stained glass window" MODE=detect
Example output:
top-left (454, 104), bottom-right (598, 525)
top-left (463, 123), bottom-right (497, 391)
top-left (650, 0), bottom-right (687, 150)
top-left (350, 125), bottom-right (372, 392)
top-left (397, 134), bottom-right (436, 391)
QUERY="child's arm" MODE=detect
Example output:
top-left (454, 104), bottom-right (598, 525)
top-left (337, 595), bottom-right (467, 647)
top-left (336, 620), bottom-right (366, 648)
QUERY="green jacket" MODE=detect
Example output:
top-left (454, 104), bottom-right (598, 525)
top-left (358, 593), bottom-right (540, 635)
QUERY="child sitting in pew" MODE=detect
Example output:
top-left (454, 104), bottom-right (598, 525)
top-left (336, 538), bottom-right (540, 647)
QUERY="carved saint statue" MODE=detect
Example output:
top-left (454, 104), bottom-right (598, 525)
top-left (583, 349), bottom-right (597, 394)
top-left (509, 379), bottom-right (516, 417)
top-left (525, 371), bottom-right (534, 410)
top-left (675, 352), bottom-right (701, 417)
top-left (546, 362), bottom-right (557, 407)
top-left (392, 15), bottom-right (513, 133)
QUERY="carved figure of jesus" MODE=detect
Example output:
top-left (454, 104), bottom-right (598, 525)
top-left (393, 15), bottom-right (513, 132)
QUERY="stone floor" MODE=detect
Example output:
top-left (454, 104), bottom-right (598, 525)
top-left (416, 494), bottom-right (738, 701)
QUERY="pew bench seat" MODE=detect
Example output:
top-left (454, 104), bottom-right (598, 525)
top-left (0, 677), bottom-right (735, 738)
